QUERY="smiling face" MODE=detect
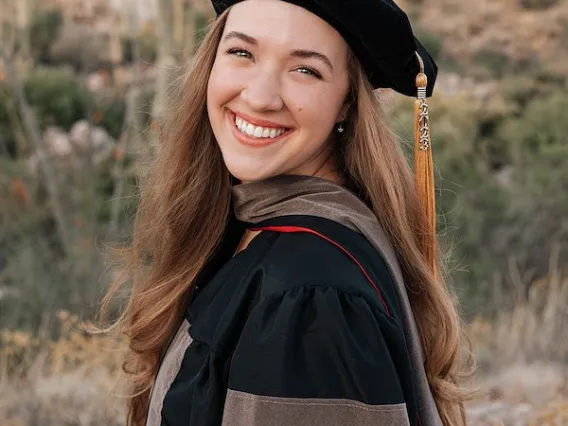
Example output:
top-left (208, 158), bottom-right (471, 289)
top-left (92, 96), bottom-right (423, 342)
top-left (206, 0), bottom-right (351, 182)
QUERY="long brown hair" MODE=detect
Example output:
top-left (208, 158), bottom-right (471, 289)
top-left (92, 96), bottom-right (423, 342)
top-left (99, 8), bottom-right (475, 426)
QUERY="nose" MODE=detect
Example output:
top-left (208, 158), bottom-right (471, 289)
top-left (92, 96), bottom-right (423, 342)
top-left (240, 70), bottom-right (284, 112)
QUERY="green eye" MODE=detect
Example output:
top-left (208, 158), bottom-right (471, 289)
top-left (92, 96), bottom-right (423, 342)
top-left (295, 66), bottom-right (322, 79)
top-left (226, 48), bottom-right (252, 59)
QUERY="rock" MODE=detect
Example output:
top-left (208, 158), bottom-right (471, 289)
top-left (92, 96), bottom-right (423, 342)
top-left (90, 126), bottom-right (113, 151)
top-left (69, 120), bottom-right (114, 153)
top-left (85, 71), bottom-right (108, 93)
top-left (0, 287), bottom-right (20, 300)
top-left (43, 126), bottom-right (73, 157)
top-left (467, 401), bottom-right (536, 425)
top-left (112, 65), bottom-right (134, 89)
top-left (69, 120), bottom-right (91, 151)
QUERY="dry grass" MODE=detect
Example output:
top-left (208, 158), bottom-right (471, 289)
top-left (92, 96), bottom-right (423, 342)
top-left (466, 246), bottom-right (568, 425)
top-left (0, 311), bottom-right (127, 426)
top-left (470, 244), bottom-right (568, 370)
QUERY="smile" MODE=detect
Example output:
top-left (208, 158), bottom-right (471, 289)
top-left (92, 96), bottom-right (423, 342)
top-left (235, 116), bottom-right (287, 139)
top-left (227, 110), bottom-right (293, 147)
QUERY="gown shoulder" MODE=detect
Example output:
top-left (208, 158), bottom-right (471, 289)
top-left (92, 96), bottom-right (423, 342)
top-left (223, 282), bottom-right (416, 426)
top-left (252, 219), bottom-right (403, 320)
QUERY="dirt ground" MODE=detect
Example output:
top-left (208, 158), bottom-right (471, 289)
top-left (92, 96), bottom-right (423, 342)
top-left (466, 363), bottom-right (568, 425)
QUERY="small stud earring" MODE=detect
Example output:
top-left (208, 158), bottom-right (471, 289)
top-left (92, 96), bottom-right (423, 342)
top-left (337, 122), bottom-right (344, 133)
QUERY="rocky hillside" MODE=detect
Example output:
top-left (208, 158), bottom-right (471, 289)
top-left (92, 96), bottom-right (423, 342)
top-left (405, 0), bottom-right (568, 79)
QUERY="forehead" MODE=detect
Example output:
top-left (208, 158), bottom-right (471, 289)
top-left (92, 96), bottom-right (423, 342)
top-left (224, 0), bottom-right (348, 56)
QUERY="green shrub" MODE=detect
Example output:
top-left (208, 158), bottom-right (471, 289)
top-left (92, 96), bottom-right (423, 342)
top-left (139, 29), bottom-right (158, 63)
top-left (0, 153), bottom-right (135, 331)
top-left (414, 27), bottom-right (443, 61)
top-left (30, 9), bottom-right (63, 65)
top-left (49, 24), bottom-right (107, 72)
top-left (388, 90), bottom-right (568, 316)
top-left (473, 49), bottom-right (512, 79)
top-left (519, 0), bottom-right (559, 10)
top-left (122, 29), bottom-right (158, 64)
top-left (0, 84), bottom-right (16, 156)
top-left (93, 96), bottom-right (126, 140)
top-left (500, 76), bottom-right (542, 111)
top-left (23, 67), bottom-right (91, 130)
top-left (499, 92), bottom-right (568, 155)
top-left (121, 38), bottom-right (135, 64)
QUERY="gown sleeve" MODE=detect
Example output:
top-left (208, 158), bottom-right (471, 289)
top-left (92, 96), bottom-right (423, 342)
top-left (221, 284), bottom-right (412, 426)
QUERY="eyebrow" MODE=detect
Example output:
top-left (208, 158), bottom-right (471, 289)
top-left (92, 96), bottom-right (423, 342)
top-left (223, 31), bottom-right (258, 45)
top-left (222, 31), bottom-right (334, 72)
top-left (291, 49), bottom-right (333, 72)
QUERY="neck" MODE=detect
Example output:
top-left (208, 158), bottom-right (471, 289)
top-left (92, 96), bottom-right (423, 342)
top-left (240, 149), bottom-right (345, 186)
top-left (310, 150), bottom-right (345, 185)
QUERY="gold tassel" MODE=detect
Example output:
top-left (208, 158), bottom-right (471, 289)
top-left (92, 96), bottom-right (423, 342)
top-left (413, 52), bottom-right (437, 277)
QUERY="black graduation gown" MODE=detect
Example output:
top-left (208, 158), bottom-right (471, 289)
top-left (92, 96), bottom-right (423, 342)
top-left (148, 212), bottom-right (421, 426)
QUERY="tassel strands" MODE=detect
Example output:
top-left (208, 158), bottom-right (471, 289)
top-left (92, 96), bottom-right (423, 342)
top-left (413, 52), bottom-right (437, 277)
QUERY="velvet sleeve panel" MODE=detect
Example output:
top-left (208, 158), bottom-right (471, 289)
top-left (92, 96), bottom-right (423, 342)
top-left (223, 284), bottom-right (416, 426)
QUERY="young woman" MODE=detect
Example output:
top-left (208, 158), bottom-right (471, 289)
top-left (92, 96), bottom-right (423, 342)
top-left (100, 1), bottom-right (475, 425)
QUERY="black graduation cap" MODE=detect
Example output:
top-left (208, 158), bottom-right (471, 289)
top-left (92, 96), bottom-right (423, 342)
top-left (210, 0), bottom-right (438, 98)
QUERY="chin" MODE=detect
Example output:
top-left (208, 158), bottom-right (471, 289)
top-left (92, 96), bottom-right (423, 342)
top-left (224, 159), bottom-right (278, 183)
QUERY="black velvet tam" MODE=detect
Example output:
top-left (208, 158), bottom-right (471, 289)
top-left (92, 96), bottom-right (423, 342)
top-left (211, 0), bottom-right (438, 97)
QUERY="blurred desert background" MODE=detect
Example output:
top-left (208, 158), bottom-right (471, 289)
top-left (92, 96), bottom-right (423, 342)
top-left (1, 0), bottom-right (568, 424)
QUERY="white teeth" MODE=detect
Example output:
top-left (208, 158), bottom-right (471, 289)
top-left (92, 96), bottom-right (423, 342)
top-left (234, 115), bottom-right (288, 139)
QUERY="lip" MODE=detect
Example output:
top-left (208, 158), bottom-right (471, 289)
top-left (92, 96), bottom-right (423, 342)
top-left (230, 109), bottom-right (291, 129)
top-left (227, 110), bottom-right (293, 147)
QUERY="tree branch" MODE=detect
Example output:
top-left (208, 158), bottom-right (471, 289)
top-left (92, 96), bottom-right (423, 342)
top-left (0, 45), bottom-right (72, 254)
top-left (109, 1), bottom-right (144, 238)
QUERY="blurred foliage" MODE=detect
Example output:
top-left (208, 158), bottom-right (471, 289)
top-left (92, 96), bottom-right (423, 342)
top-left (0, 68), bottom-right (139, 330)
top-left (390, 75), bottom-right (568, 316)
top-left (50, 24), bottom-right (108, 73)
top-left (472, 49), bottom-right (513, 80)
top-left (30, 9), bottom-right (64, 65)
top-left (92, 95), bottom-right (126, 140)
top-left (0, 84), bottom-right (18, 155)
top-left (139, 27), bottom-right (159, 64)
top-left (0, 150), bottom-right (138, 330)
top-left (122, 26), bottom-right (158, 64)
top-left (0, 68), bottom-right (134, 156)
top-left (22, 67), bottom-right (90, 131)
top-left (413, 27), bottom-right (443, 61)
top-left (519, 0), bottom-right (560, 9)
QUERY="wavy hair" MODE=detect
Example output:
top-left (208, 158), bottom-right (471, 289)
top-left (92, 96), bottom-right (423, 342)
top-left (99, 8), bottom-right (476, 426)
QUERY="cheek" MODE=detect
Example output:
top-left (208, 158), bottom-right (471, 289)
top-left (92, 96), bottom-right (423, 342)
top-left (207, 61), bottom-right (243, 115)
top-left (288, 88), bottom-right (343, 134)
